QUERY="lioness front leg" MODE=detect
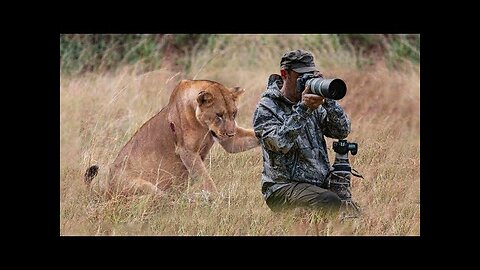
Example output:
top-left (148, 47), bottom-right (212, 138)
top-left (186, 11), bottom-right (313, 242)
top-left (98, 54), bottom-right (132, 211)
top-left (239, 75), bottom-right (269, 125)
top-left (176, 147), bottom-right (217, 193)
top-left (218, 126), bottom-right (260, 153)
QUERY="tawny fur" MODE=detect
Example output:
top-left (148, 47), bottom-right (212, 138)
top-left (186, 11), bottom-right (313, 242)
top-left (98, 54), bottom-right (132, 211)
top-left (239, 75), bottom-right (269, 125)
top-left (86, 79), bottom-right (259, 197)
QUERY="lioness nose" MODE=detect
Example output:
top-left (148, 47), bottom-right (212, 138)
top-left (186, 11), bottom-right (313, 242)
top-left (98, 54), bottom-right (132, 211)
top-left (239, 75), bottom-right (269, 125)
top-left (226, 133), bottom-right (236, 137)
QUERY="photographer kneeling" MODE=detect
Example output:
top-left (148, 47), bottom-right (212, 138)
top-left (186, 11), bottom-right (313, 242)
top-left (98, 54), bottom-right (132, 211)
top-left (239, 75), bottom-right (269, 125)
top-left (253, 49), bottom-right (351, 212)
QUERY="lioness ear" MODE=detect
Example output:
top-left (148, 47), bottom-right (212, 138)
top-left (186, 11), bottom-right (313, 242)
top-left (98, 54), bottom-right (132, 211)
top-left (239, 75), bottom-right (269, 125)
top-left (229, 87), bottom-right (245, 101)
top-left (197, 91), bottom-right (214, 107)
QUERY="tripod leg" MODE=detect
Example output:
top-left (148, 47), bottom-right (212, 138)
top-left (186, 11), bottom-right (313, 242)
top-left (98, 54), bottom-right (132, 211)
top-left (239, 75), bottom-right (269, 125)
top-left (340, 200), bottom-right (361, 220)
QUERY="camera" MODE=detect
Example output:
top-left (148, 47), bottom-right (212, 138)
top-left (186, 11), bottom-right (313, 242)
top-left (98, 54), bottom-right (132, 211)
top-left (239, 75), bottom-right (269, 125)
top-left (333, 140), bottom-right (358, 155)
top-left (296, 73), bottom-right (347, 100)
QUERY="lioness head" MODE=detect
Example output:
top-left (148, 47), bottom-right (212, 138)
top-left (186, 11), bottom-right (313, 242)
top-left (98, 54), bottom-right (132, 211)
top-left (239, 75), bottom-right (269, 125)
top-left (195, 84), bottom-right (245, 140)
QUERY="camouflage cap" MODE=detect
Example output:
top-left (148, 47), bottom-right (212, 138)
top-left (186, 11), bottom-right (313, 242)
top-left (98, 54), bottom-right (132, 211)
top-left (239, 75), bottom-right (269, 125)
top-left (280, 49), bottom-right (318, 73)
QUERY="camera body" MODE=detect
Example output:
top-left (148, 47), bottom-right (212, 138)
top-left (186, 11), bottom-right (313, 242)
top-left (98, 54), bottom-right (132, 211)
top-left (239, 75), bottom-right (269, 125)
top-left (333, 140), bottom-right (358, 155)
top-left (296, 73), bottom-right (347, 100)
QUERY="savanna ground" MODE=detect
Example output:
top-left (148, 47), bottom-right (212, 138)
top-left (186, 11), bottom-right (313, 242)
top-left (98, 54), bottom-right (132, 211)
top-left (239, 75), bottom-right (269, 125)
top-left (60, 34), bottom-right (420, 236)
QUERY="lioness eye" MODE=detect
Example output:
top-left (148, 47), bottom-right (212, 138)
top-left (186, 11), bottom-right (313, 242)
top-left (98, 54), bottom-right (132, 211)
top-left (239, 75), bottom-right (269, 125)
top-left (233, 111), bottom-right (237, 118)
top-left (216, 113), bottom-right (223, 118)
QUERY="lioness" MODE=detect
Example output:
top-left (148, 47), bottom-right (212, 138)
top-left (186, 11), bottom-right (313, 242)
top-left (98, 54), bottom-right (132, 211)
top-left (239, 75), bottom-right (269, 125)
top-left (85, 79), bottom-right (259, 196)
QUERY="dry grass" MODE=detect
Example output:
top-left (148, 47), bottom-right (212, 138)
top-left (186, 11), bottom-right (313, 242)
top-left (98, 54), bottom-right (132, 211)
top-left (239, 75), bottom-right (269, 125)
top-left (60, 35), bottom-right (420, 236)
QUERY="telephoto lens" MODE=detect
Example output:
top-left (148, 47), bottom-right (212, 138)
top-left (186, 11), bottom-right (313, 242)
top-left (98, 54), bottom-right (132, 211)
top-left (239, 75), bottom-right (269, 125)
top-left (306, 77), bottom-right (347, 100)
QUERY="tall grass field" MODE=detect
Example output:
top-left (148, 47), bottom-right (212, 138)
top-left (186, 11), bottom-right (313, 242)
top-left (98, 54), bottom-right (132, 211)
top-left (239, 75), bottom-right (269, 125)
top-left (60, 34), bottom-right (420, 235)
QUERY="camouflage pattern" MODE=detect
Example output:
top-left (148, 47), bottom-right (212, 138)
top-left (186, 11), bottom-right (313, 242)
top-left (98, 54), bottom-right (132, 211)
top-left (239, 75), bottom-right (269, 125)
top-left (253, 75), bottom-right (351, 200)
top-left (280, 49), bottom-right (318, 73)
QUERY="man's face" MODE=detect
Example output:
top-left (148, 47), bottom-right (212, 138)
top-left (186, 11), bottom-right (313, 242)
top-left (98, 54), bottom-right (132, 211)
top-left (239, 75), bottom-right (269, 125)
top-left (282, 69), bottom-right (303, 101)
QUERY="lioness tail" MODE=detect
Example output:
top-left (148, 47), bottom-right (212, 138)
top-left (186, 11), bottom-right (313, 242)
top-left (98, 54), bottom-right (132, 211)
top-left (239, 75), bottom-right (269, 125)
top-left (84, 165), bottom-right (99, 185)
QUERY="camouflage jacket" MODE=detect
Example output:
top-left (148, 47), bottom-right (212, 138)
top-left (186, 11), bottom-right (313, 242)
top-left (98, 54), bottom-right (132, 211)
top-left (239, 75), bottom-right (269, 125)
top-left (252, 76), bottom-right (351, 200)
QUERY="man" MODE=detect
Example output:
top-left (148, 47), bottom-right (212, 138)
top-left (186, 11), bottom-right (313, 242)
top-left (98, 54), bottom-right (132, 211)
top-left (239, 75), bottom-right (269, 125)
top-left (252, 49), bottom-right (351, 212)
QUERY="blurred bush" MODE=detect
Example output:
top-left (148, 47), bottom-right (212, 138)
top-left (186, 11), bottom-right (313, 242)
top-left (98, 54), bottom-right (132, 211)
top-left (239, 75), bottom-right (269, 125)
top-left (337, 34), bottom-right (419, 67)
top-left (60, 34), bottom-right (419, 75)
top-left (60, 34), bottom-right (211, 75)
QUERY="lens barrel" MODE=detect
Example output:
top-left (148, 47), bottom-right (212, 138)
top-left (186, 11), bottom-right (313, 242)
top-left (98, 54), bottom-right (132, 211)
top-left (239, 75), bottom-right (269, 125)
top-left (307, 78), bottom-right (347, 100)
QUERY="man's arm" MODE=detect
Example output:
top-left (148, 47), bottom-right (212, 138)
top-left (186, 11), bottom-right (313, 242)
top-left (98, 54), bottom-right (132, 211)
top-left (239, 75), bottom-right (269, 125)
top-left (253, 98), bottom-right (312, 154)
top-left (319, 99), bottom-right (351, 139)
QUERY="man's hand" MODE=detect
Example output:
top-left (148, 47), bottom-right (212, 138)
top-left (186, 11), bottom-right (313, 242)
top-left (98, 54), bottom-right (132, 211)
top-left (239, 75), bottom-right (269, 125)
top-left (301, 84), bottom-right (324, 110)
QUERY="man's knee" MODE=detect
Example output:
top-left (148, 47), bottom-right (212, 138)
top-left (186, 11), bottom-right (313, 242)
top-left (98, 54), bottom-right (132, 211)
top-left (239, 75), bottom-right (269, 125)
top-left (325, 191), bottom-right (342, 207)
top-left (312, 190), bottom-right (342, 210)
top-left (265, 183), bottom-right (342, 212)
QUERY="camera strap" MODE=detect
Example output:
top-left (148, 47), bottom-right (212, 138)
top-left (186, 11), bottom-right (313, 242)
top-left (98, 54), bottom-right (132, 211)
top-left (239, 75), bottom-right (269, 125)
top-left (351, 168), bottom-right (364, 179)
top-left (331, 164), bottom-right (364, 179)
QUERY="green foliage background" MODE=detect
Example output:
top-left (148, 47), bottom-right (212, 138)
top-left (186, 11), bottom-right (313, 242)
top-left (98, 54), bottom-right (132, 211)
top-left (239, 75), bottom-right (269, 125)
top-left (60, 34), bottom-right (419, 75)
